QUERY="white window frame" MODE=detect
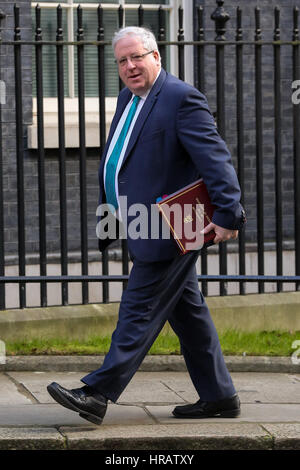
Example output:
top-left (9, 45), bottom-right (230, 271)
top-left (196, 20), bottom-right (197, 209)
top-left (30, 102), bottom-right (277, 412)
top-left (29, 0), bottom-right (193, 148)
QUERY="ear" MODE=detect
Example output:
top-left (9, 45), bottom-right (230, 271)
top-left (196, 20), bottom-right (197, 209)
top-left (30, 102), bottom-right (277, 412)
top-left (153, 50), bottom-right (161, 64)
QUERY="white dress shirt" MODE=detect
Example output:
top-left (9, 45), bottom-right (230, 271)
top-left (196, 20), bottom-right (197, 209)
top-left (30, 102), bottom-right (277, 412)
top-left (103, 69), bottom-right (161, 219)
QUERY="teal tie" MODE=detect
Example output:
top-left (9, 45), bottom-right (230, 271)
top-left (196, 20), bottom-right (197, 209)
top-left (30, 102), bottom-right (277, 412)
top-left (105, 95), bottom-right (141, 211)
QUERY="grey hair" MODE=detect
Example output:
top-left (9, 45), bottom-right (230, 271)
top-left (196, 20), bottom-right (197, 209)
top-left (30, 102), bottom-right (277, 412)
top-left (112, 26), bottom-right (160, 59)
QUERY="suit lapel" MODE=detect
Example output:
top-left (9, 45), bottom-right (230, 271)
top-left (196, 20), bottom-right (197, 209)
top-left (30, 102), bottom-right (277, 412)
top-left (98, 69), bottom-right (167, 184)
top-left (98, 89), bottom-right (132, 179)
top-left (121, 69), bottom-right (167, 168)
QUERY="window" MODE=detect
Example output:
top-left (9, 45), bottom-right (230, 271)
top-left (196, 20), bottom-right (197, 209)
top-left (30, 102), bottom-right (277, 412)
top-left (31, 0), bottom-right (171, 98)
top-left (29, 1), bottom-right (193, 148)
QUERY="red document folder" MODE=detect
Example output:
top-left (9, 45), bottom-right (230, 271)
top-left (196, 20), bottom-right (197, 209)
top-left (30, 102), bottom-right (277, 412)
top-left (156, 179), bottom-right (216, 254)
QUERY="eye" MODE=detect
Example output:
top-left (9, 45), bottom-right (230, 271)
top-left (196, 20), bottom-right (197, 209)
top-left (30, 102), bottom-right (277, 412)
top-left (119, 58), bottom-right (127, 66)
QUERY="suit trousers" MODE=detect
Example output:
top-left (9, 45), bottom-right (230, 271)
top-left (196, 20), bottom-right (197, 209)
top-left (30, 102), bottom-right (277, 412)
top-left (81, 256), bottom-right (236, 403)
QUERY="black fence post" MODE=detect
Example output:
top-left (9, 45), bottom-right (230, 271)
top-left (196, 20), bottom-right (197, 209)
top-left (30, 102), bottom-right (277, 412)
top-left (274, 7), bottom-right (283, 292)
top-left (118, 4), bottom-right (124, 91)
top-left (293, 6), bottom-right (300, 291)
top-left (77, 5), bottom-right (89, 304)
top-left (118, 4), bottom-right (129, 292)
top-left (236, 6), bottom-right (246, 295)
top-left (158, 6), bottom-right (166, 70)
top-left (98, 5), bottom-right (106, 156)
top-left (56, 5), bottom-right (68, 305)
top-left (196, 5), bottom-right (208, 296)
top-left (14, 4), bottom-right (26, 308)
top-left (35, 5), bottom-right (47, 307)
top-left (211, 0), bottom-right (229, 296)
top-left (0, 8), bottom-right (5, 309)
top-left (196, 6), bottom-right (205, 93)
top-left (178, 5), bottom-right (185, 81)
top-left (138, 4), bottom-right (144, 27)
top-left (254, 7), bottom-right (265, 294)
top-left (0, 3), bottom-right (300, 307)
top-left (98, 4), bottom-right (109, 303)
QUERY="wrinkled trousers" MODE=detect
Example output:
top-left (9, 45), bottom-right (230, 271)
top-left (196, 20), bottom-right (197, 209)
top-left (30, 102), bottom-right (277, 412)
top-left (81, 256), bottom-right (236, 403)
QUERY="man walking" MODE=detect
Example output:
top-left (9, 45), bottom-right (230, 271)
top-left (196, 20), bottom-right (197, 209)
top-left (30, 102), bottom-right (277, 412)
top-left (47, 26), bottom-right (245, 425)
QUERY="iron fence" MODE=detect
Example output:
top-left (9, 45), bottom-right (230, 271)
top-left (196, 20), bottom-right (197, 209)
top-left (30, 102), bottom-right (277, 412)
top-left (0, 1), bottom-right (299, 310)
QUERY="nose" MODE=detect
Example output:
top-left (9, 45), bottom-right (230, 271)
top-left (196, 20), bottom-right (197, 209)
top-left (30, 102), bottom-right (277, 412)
top-left (126, 58), bottom-right (136, 69)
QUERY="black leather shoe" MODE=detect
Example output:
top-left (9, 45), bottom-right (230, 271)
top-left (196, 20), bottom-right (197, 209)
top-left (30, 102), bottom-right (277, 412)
top-left (47, 382), bottom-right (107, 425)
top-left (172, 394), bottom-right (240, 419)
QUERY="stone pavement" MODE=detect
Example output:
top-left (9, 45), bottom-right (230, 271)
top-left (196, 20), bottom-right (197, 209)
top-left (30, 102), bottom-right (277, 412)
top-left (0, 361), bottom-right (300, 451)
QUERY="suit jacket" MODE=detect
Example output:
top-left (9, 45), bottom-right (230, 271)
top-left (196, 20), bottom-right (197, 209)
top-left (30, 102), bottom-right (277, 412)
top-left (97, 69), bottom-right (245, 262)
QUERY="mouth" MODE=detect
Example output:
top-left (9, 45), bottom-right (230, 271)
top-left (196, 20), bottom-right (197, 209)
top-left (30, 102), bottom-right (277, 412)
top-left (128, 73), bottom-right (142, 80)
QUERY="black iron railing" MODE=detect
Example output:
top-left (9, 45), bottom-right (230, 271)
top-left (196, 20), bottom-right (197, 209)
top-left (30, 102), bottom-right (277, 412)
top-left (0, 1), bottom-right (299, 310)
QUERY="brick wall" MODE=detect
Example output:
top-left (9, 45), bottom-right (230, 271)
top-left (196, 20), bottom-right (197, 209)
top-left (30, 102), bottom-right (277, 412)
top-left (0, 1), bottom-right (33, 256)
top-left (0, 1), bottom-right (101, 258)
top-left (194, 0), bottom-right (297, 243)
top-left (0, 0), bottom-right (297, 259)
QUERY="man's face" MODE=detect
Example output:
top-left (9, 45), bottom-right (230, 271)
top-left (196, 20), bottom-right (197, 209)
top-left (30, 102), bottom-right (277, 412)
top-left (114, 35), bottom-right (160, 96)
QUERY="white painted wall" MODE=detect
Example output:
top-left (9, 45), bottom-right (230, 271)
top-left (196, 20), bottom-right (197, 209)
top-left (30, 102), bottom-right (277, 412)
top-left (3, 250), bottom-right (296, 309)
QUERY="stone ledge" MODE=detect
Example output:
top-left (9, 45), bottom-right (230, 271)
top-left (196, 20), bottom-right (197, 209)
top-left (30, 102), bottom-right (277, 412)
top-left (261, 423), bottom-right (300, 450)
top-left (0, 422), bottom-right (298, 450)
top-left (0, 427), bottom-right (66, 450)
top-left (0, 292), bottom-right (300, 341)
top-left (1, 355), bottom-right (299, 373)
top-left (0, 423), bottom-right (272, 451)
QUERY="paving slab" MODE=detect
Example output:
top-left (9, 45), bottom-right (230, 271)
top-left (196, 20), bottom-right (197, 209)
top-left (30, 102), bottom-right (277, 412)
top-left (0, 427), bottom-right (65, 450)
top-left (231, 372), bottom-right (300, 404)
top-left (8, 371), bottom-right (188, 405)
top-left (0, 403), bottom-right (153, 427)
top-left (146, 403), bottom-right (300, 424)
top-left (118, 373), bottom-right (186, 404)
top-left (116, 372), bottom-right (300, 405)
top-left (262, 423), bottom-right (300, 450)
top-left (157, 372), bottom-right (300, 405)
top-left (60, 422), bottom-right (272, 450)
top-left (0, 371), bottom-right (299, 451)
top-left (7, 371), bottom-right (86, 404)
top-left (0, 374), bottom-right (32, 405)
top-left (6, 371), bottom-right (300, 405)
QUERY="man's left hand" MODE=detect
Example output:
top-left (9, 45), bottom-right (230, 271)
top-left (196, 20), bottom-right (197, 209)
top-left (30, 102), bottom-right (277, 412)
top-left (201, 222), bottom-right (238, 244)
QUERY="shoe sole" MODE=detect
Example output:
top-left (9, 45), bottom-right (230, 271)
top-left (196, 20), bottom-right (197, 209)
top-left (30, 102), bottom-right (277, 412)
top-left (173, 408), bottom-right (241, 419)
top-left (47, 384), bottom-right (103, 425)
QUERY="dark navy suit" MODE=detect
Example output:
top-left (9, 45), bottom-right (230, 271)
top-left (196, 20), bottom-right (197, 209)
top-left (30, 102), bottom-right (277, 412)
top-left (81, 69), bottom-right (244, 402)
